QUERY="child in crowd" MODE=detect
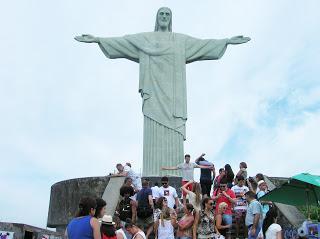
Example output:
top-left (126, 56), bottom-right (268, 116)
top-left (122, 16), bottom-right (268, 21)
top-left (232, 176), bottom-right (249, 239)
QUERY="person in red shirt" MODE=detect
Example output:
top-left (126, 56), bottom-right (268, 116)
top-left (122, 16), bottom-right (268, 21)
top-left (212, 177), bottom-right (236, 238)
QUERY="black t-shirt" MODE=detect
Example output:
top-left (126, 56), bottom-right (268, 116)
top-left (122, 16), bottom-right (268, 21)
top-left (196, 160), bottom-right (213, 181)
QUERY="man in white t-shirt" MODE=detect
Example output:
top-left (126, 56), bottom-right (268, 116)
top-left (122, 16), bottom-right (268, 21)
top-left (232, 175), bottom-right (249, 239)
top-left (161, 154), bottom-right (213, 204)
top-left (151, 182), bottom-right (160, 200)
top-left (156, 176), bottom-right (179, 210)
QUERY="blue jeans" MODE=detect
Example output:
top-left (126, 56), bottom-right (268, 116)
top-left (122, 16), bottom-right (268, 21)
top-left (248, 225), bottom-right (262, 239)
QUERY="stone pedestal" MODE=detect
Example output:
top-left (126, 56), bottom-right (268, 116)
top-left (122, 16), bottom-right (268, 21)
top-left (47, 175), bottom-right (182, 232)
top-left (47, 176), bottom-right (109, 230)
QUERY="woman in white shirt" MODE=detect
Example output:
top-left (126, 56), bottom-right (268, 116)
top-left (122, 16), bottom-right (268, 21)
top-left (154, 207), bottom-right (176, 239)
top-left (262, 207), bottom-right (282, 239)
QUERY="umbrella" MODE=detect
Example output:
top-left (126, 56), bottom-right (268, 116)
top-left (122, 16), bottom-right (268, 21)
top-left (261, 173), bottom-right (320, 218)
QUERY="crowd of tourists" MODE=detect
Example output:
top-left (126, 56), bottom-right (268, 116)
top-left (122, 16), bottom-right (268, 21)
top-left (65, 154), bottom-right (283, 239)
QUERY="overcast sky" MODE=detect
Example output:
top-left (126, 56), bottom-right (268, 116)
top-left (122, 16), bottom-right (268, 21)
top-left (1, 0), bottom-right (320, 229)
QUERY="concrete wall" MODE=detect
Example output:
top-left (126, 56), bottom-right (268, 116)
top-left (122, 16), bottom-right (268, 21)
top-left (0, 222), bottom-right (63, 239)
top-left (47, 176), bottom-right (110, 229)
top-left (47, 175), bottom-right (182, 231)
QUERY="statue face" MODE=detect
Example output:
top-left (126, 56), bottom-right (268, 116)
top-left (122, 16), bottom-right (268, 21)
top-left (157, 7), bottom-right (171, 29)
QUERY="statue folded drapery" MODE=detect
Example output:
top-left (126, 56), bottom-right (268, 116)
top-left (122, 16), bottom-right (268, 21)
top-left (75, 7), bottom-right (250, 176)
top-left (97, 33), bottom-right (228, 176)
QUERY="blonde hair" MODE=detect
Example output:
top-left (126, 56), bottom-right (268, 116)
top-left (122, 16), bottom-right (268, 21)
top-left (218, 202), bottom-right (228, 212)
top-left (192, 182), bottom-right (202, 205)
top-left (160, 207), bottom-right (171, 227)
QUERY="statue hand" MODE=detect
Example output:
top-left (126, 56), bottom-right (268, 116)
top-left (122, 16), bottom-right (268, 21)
top-left (228, 35), bottom-right (251, 45)
top-left (74, 34), bottom-right (98, 43)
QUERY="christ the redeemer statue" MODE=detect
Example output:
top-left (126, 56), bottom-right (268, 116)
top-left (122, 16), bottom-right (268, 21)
top-left (75, 7), bottom-right (250, 177)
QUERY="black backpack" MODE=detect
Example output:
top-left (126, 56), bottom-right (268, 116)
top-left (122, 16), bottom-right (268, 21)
top-left (118, 197), bottom-right (132, 221)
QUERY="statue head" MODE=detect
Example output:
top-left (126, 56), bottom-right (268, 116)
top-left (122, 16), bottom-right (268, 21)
top-left (154, 7), bottom-right (172, 32)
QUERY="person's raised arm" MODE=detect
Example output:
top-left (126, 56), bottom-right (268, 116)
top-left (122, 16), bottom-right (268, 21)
top-left (75, 34), bottom-right (100, 43)
top-left (222, 190), bottom-right (237, 204)
top-left (90, 217), bottom-right (102, 239)
top-left (195, 153), bottom-right (206, 163)
top-left (181, 180), bottom-right (193, 194)
top-left (161, 166), bottom-right (179, 170)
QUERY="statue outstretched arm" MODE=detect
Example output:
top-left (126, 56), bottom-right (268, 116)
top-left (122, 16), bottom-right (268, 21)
top-left (75, 34), bottom-right (139, 62)
top-left (227, 35), bottom-right (251, 45)
top-left (185, 35), bottom-right (250, 63)
top-left (74, 34), bottom-right (100, 43)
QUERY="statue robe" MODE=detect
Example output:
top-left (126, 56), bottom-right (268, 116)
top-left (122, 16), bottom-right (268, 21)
top-left (98, 32), bottom-right (228, 176)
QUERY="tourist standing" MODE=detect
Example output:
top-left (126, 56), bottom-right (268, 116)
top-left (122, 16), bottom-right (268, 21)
top-left (175, 203), bottom-right (195, 239)
top-left (215, 202), bottom-right (231, 238)
top-left (94, 198), bottom-right (107, 219)
top-left (153, 197), bottom-right (169, 223)
top-left (195, 153), bottom-right (215, 197)
top-left (156, 176), bottom-right (179, 210)
top-left (256, 180), bottom-right (272, 218)
top-left (232, 176), bottom-right (249, 239)
top-left (151, 182), bottom-right (160, 202)
top-left (117, 186), bottom-right (137, 224)
top-left (245, 191), bottom-right (263, 239)
top-left (212, 177), bottom-right (236, 233)
top-left (100, 215), bottom-right (117, 239)
top-left (194, 198), bottom-right (220, 239)
top-left (154, 207), bottom-right (176, 239)
top-left (66, 196), bottom-right (101, 239)
top-left (181, 180), bottom-right (202, 212)
top-left (224, 164), bottom-right (235, 188)
top-left (214, 168), bottom-right (225, 190)
top-left (113, 216), bottom-right (127, 239)
top-left (236, 162), bottom-right (248, 179)
top-left (136, 179), bottom-right (154, 238)
top-left (125, 219), bottom-right (147, 239)
top-left (161, 154), bottom-right (212, 205)
top-left (262, 208), bottom-right (282, 239)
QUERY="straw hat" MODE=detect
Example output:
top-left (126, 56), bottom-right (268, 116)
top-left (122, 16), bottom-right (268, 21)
top-left (257, 180), bottom-right (266, 186)
top-left (101, 215), bottom-right (115, 225)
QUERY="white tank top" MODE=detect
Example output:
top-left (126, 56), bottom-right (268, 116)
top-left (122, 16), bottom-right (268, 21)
top-left (116, 228), bottom-right (127, 239)
top-left (133, 230), bottom-right (147, 239)
top-left (157, 219), bottom-right (175, 239)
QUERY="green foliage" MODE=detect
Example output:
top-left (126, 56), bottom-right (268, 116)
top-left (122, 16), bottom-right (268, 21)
top-left (298, 205), bottom-right (320, 221)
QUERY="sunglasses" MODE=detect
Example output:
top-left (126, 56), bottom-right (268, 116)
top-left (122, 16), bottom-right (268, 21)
top-left (161, 182), bottom-right (168, 185)
top-left (219, 185), bottom-right (227, 188)
top-left (209, 202), bottom-right (215, 206)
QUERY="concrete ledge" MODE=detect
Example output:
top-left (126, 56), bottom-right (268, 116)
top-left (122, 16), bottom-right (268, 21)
top-left (47, 176), bottom-right (110, 228)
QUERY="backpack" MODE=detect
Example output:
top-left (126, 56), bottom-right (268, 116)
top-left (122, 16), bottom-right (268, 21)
top-left (118, 197), bottom-right (132, 221)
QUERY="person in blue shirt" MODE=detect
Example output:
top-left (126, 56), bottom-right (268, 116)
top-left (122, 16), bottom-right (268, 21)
top-left (66, 196), bottom-right (101, 239)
